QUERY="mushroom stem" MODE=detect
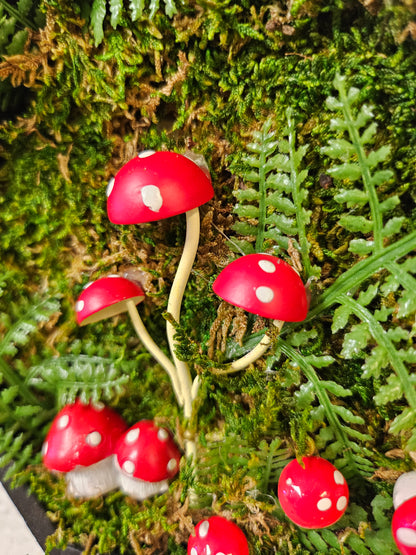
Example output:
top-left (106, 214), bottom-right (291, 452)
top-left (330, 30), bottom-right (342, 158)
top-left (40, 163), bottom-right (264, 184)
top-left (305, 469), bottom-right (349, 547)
top-left (126, 299), bottom-right (183, 407)
top-left (166, 207), bottom-right (199, 420)
top-left (219, 320), bottom-right (284, 374)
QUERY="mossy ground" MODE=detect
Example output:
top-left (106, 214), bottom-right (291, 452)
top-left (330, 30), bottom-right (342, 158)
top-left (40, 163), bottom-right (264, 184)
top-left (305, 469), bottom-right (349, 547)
top-left (0, 0), bottom-right (415, 553)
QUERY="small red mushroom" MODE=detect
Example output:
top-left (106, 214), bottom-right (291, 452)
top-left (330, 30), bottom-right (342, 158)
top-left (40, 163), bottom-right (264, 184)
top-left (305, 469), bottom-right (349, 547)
top-left (42, 399), bottom-right (127, 498)
top-left (75, 275), bottom-right (182, 406)
top-left (392, 497), bottom-right (416, 554)
top-left (187, 515), bottom-right (249, 555)
top-left (278, 456), bottom-right (349, 529)
top-left (114, 420), bottom-right (181, 500)
top-left (212, 253), bottom-right (308, 370)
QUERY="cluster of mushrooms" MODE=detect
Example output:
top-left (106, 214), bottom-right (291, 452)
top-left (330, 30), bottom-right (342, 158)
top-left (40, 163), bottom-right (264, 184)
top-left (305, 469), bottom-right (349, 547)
top-left (40, 149), bottom-right (413, 553)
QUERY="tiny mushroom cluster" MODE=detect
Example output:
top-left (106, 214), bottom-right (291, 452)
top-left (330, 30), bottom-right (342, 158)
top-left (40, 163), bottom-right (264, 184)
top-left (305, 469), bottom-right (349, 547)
top-left (392, 471), bottom-right (416, 554)
top-left (42, 400), bottom-right (181, 500)
top-left (278, 456), bottom-right (349, 529)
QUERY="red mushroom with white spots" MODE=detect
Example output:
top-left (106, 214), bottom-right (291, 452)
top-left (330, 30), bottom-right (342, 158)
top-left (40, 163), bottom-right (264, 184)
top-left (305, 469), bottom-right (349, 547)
top-left (75, 275), bottom-right (182, 406)
top-left (278, 456), bottom-right (349, 529)
top-left (114, 420), bottom-right (181, 500)
top-left (212, 253), bottom-right (308, 371)
top-left (391, 472), bottom-right (416, 554)
top-left (42, 399), bottom-right (127, 498)
top-left (187, 515), bottom-right (249, 555)
top-left (107, 150), bottom-right (214, 460)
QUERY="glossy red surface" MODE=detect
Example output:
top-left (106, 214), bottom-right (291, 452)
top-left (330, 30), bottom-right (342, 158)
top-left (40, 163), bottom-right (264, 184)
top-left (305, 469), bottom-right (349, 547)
top-left (278, 456), bottom-right (349, 529)
top-left (212, 253), bottom-right (308, 321)
top-left (75, 275), bottom-right (145, 325)
top-left (392, 497), bottom-right (416, 554)
top-left (115, 420), bottom-right (181, 482)
top-left (187, 516), bottom-right (249, 555)
top-left (42, 400), bottom-right (127, 473)
top-left (107, 151), bottom-right (213, 224)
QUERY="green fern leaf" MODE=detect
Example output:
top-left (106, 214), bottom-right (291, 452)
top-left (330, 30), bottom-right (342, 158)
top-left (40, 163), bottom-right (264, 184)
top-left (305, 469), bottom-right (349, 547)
top-left (91, 0), bottom-right (107, 46)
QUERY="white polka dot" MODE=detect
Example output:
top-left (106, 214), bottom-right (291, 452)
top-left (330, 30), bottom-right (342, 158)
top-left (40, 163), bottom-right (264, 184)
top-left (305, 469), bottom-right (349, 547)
top-left (336, 496), bottom-right (348, 511)
top-left (75, 300), bottom-right (84, 312)
top-left (255, 286), bottom-right (275, 303)
top-left (216, 552), bottom-right (226, 555)
top-left (123, 460), bottom-right (135, 475)
top-left (286, 478), bottom-right (293, 485)
top-left (397, 527), bottom-right (416, 547)
top-left (258, 259), bottom-right (276, 273)
top-left (141, 185), bottom-right (163, 212)
top-left (138, 150), bottom-right (156, 158)
top-left (157, 428), bottom-right (169, 442)
top-left (126, 428), bottom-right (140, 444)
top-left (108, 274), bottom-right (119, 278)
top-left (94, 402), bottom-right (105, 411)
top-left (317, 498), bottom-right (332, 511)
top-left (191, 549), bottom-right (197, 555)
top-left (199, 520), bottom-right (210, 538)
top-left (106, 177), bottom-right (115, 197)
top-left (167, 458), bottom-right (177, 472)
top-left (86, 431), bottom-right (102, 447)
top-left (206, 547), bottom-right (212, 555)
top-left (334, 470), bottom-right (345, 485)
top-left (41, 442), bottom-right (48, 456)
top-left (57, 415), bottom-right (69, 429)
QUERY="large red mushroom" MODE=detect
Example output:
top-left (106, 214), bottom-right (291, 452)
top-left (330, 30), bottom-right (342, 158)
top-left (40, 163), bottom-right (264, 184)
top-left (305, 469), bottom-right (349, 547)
top-left (212, 253), bottom-right (308, 370)
top-left (187, 515), bottom-right (249, 555)
top-left (42, 400), bottom-right (127, 498)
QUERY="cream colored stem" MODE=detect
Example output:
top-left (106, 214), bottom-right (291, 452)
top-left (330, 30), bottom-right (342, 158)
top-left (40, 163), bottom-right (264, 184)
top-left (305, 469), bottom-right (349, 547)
top-left (227, 319), bottom-right (284, 373)
top-left (126, 300), bottom-right (183, 407)
top-left (166, 208), bottom-right (199, 420)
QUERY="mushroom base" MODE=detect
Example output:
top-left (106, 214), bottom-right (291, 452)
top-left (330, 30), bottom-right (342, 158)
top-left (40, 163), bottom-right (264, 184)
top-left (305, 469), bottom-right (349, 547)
top-left (118, 472), bottom-right (169, 501)
top-left (66, 455), bottom-right (119, 498)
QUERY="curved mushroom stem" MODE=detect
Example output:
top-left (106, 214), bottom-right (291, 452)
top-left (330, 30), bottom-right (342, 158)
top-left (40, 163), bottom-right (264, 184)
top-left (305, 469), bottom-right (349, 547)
top-left (166, 207), bottom-right (199, 420)
top-left (217, 319), bottom-right (284, 374)
top-left (126, 299), bottom-right (183, 407)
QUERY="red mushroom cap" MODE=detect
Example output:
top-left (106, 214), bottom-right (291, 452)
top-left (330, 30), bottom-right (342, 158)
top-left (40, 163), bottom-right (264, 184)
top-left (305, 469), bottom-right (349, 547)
top-left (115, 420), bottom-right (181, 483)
top-left (278, 456), bottom-right (349, 529)
top-left (212, 254), bottom-right (308, 321)
top-left (187, 515), bottom-right (249, 555)
top-left (392, 497), bottom-right (416, 554)
top-left (107, 151), bottom-right (214, 224)
top-left (75, 275), bottom-right (145, 325)
top-left (42, 400), bottom-right (127, 473)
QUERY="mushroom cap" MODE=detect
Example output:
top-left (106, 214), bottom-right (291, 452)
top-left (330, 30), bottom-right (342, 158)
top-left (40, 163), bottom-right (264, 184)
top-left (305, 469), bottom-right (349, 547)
top-left (212, 253), bottom-right (308, 321)
top-left (107, 150), bottom-right (214, 224)
top-left (75, 275), bottom-right (145, 326)
top-left (42, 400), bottom-right (127, 473)
top-left (278, 456), bottom-right (349, 529)
top-left (392, 496), bottom-right (416, 554)
top-left (187, 515), bottom-right (249, 555)
top-left (115, 420), bottom-right (181, 483)
top-left (394, 471), bottom-right (416, 510)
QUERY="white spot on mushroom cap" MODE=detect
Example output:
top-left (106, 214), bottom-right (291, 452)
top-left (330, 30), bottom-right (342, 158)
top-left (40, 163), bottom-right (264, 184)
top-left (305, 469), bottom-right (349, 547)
top-left (123, 460), bottom-right (135, 475)
top-left (258, 259), bottom-right (276, 273)
top-left (157, 428), bottom-right (169, 442)
top-left (94, 402), bottom-right (105, 411)
top-left (57, 414), bottom-right (70, 430)
top-left (191, 549), bottom-right (197, 555)
top-left (334, 470), bottom-right (345, 485)
top-left (41, 442), bottom-right (48, 456)
top-left (286, 478), bottom-right (293, 485)
top-left (141, 185), bottom-right (163, 212)
top-left (199, 520), bottom-right (210, 538)
top-left (126, 428), bottom-right (140, 444)
top-left (336, 496), bottom-right (348, 511)
top-left (393, 471), bottom-right (416, 509)
top-left (206, 546), bottom-right (212, 555)
top-left (86, 431), bottom-right (102, 447)
top-left (167, 458), bottom-right (177, 472)
top-left (138, 150), bottom-right (156, 158)
top-left (317, 498), bottom-right (332, 511)
top-left (106, 177), bottom-right (115, 197)
top-left (75, 300), bottom-right (84, 312)
top-left (255, 285), bottom-right (275, 303)
top-left (397, 527), bottom-right (416, 547)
